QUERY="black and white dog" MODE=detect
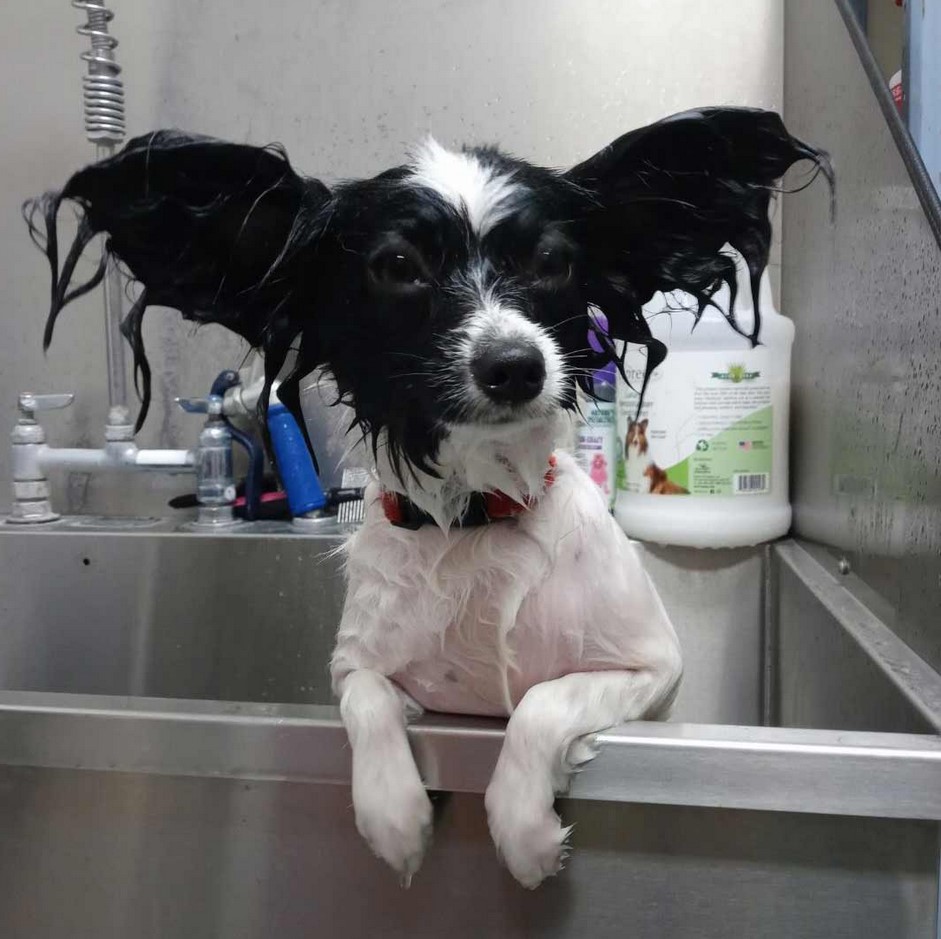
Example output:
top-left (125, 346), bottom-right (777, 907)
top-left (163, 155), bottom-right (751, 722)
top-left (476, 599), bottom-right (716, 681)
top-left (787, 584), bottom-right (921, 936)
top-left (28, 107), bottom-right (829, 887)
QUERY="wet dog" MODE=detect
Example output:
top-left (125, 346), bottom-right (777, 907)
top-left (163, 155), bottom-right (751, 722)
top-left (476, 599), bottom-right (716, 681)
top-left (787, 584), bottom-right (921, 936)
top-left (27, 107), bottom-right (829, 886)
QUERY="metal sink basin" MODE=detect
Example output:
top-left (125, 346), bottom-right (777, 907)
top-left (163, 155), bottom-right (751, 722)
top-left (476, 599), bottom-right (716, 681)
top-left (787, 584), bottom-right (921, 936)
top-left (0, 517), bottom-right (347, 704)
top-left (0, 520), bottom-right (939, 938)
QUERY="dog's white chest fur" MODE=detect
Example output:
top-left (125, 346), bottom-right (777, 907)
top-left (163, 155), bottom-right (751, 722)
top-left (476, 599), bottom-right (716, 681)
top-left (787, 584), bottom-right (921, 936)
top-left (332, 451), bottom-right (677, 717)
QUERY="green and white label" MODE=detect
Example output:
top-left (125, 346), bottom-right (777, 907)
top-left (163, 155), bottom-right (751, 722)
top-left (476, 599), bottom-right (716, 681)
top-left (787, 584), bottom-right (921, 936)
top-left (617, 348), bottom-right (774, 497)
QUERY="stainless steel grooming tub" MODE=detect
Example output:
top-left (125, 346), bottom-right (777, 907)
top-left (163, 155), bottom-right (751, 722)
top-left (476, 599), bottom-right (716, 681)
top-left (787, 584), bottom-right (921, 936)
top-left (0, 521), bottom-right (938, 938)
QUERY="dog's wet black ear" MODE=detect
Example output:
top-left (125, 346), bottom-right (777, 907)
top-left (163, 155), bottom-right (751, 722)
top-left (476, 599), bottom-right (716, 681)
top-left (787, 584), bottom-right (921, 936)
top-left (23, 130), bottom-right (331, 430)
top-left (565, 107), bottom-right (832, 390)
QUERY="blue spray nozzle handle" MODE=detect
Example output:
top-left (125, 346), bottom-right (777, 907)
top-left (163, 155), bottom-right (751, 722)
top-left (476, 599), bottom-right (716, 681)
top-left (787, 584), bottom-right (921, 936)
top-left (268, 401), bottom-right (327, 515)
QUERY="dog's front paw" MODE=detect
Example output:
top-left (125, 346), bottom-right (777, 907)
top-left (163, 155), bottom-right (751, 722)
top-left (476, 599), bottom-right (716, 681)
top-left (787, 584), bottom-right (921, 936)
top-left (352, 763), bottom-right (433, 885)
top-left (485, 762), bottom-right (572, 889)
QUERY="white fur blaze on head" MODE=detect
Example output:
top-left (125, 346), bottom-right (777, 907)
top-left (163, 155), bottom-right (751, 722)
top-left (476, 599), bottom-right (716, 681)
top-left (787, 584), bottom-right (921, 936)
top-left (409, 138), bottom-right (521, 236)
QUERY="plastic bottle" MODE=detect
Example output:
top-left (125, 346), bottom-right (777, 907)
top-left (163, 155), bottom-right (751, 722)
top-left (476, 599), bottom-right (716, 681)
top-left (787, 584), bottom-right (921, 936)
top-left (614, 254), bottom-right (793, 547)
top-left (574, 310), bottom-right (618, 510)
top-left (194, 395), bottom-right (236, 506)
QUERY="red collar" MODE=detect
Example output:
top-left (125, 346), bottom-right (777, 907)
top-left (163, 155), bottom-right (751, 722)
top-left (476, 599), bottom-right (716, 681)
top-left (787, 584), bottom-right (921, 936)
top-left (382, 455), bottom-right (557, 529)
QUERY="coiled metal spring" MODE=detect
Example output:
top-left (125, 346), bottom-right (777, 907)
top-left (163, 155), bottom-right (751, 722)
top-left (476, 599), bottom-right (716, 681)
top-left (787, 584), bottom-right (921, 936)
top-left (73, 0), bottom-right (125, 144)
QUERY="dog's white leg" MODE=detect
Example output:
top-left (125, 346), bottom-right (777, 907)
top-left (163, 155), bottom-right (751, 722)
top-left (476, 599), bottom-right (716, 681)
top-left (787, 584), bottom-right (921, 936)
top-left (338, 668), bottom-right (433, 885)
top-left (485, 661), bottom-right (681, 889)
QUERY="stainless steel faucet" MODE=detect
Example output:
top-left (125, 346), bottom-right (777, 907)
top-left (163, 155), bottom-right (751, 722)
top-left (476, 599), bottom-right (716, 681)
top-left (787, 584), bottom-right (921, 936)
top-left (7, 392), bottom-right (239, 528)
top-left (4, 5), bottom-right (244, 530)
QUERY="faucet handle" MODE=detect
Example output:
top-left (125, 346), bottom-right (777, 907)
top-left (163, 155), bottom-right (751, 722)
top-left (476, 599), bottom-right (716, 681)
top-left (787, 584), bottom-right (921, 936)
top-left (18, 393), bottom-right (74, 419)
top-left (176, 394), bottom-right (223, 416)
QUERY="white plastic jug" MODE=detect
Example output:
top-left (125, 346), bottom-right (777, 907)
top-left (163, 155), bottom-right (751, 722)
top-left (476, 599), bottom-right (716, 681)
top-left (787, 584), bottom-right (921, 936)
top-left (615, 252), bottom-right (793, 547)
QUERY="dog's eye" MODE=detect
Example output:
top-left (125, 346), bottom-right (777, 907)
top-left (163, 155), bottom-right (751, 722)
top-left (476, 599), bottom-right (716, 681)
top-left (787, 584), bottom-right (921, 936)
top-left (369, 246), bottom-right (431, 291)
top-left (531, 243), bottom-right (574, 287)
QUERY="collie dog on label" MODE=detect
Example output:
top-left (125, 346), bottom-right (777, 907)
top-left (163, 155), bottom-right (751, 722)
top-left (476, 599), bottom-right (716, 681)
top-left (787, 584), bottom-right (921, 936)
top-left (625, 418), bottom-right (651, 492)
top-left (27, 107), bottom-right (830, 887)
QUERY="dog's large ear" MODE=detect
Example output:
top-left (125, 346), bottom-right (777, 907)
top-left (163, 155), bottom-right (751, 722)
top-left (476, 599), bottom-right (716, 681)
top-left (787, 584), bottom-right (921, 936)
top-left (24, 130), bottom-right (331, 429)
top-left (566, 107), bottom-right (832, 389)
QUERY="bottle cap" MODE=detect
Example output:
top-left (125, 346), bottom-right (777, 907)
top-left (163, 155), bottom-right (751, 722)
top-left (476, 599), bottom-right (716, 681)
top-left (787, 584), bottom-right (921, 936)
top-left (587, 309), bottom-right (617, 387)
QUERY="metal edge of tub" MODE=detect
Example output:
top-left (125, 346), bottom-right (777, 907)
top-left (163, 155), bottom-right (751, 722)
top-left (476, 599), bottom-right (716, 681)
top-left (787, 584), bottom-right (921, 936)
top-left (0, 538), bottom-right (938, 821)
top-left (0, 691), bottom-right (938, 820)
top-left (775, 540), bottom-right (941, 732)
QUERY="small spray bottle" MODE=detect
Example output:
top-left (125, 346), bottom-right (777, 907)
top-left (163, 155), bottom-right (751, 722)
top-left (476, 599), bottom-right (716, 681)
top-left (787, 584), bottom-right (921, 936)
top-left (574, 309), bottom-right (617, 511)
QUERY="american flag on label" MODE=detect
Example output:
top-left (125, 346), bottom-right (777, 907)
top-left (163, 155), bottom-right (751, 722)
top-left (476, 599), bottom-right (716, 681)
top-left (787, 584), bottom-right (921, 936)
top-left (738, 440), bottom-right (752, 451)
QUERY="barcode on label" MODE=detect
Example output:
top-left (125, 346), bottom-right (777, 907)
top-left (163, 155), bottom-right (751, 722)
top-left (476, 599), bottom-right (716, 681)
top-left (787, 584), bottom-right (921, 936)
top-left (734, 472), bottom-right (769, 494)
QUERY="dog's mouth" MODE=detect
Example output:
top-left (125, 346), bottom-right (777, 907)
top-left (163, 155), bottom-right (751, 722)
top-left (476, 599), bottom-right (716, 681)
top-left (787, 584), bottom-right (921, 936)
top-left (475, 399), bottom-right (561, 425)
top-left (444, 383), bottom-right (565, 428)
top-left (438, 403), bottom-right (567, 453)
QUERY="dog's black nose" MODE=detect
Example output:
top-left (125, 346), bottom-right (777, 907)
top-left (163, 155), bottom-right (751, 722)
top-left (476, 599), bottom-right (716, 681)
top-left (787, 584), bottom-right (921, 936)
top-left (472, 341), bottom-right (546, 405)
